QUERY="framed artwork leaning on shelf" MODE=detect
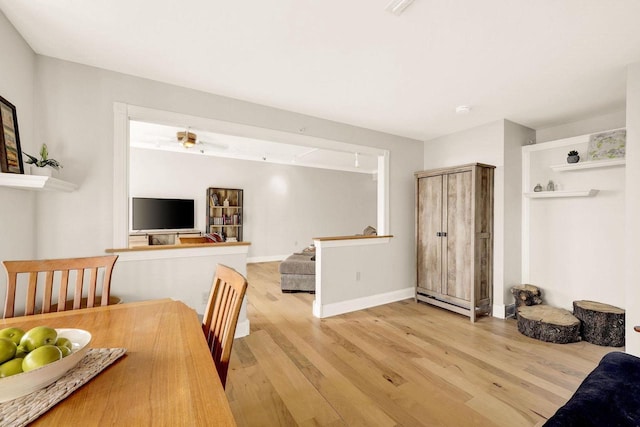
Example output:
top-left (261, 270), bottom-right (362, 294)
top-left (587, 129), bottom-right (626, 161)
top-left (0, 95), bottom-right (24, 174)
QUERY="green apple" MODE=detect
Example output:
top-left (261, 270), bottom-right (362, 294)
top-left (0, 327), bottom-right (25, 345)
top-left (55, 337), bottom-right (72, 350)
top-left (22, 345), bottom-right (62, 372)
top-left (0, 338), bottom-right (17, 364)
top-left (57, 345), bottom-right (72, 357)
top-left (0, 357), bottom-right (23, 377)
top-left (20, 326), bottom-right (57, 352)
top-left (15, 344), bottom-right (28, 359)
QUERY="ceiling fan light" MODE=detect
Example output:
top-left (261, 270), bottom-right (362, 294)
top-left (177, 131), bottom-right (197, 148)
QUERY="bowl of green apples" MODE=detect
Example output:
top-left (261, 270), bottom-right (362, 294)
top-left (0, 326), bottom-right (92, 402)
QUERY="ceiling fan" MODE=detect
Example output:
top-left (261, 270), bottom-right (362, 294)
top-left (176, 130), bottom-right (228, 151)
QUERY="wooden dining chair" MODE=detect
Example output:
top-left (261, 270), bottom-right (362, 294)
top-left (202, 264), bottom-right (248, 388)
top-left (2, 255), bottom-right (119, 318)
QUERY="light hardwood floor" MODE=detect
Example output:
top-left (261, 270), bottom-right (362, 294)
top-left (226, 262), bottom-right (617, 426)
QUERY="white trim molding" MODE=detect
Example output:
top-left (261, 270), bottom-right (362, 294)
top-left (235, 319), bottom-right (250, 338)
top-left (313, 287), bottom-right (414, 318)
top-left (492, 304), bottom-right (507, 319)
top-left (247, 254), bottom-right (288, 264)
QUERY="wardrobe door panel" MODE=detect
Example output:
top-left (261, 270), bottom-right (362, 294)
top-left (417, 175), bottom-right (443, 294)
top-left (445, 171), bottom-right (472, 301)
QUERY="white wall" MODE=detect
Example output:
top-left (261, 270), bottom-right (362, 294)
top-left (525, 137), bottom-right (625, 310)
top-left (32, 56), bottom-right (421, 261)
top-left (0, 11), bottom-right (36, 266)
top-left (503, 121), bottom-right (532, 309)
top-left (625, 62), bottom-right (640, 356)
top-left (110, 246), bottom-right (250, 335)
top-left (423, 120), bottom-right (533, 318)
top-left (0, 50), bottom-right (421, 313)
top-left (529, 112), bottom-right (627, 312)
top-left (130, 147), bottom-right (377, 259)
top-left (0, 12), bottom-right (38, 310)
top-left (423, 121), bottom-right (504, 170)
top-left (536, 110), bottom-right (626, 144)
top-left (313, 237), bottom-right (411, 318)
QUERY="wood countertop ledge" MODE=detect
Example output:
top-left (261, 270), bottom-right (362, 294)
top-left (106, 241), bottom-right (251, 253)
top-left (313, 235), bottom-right (393, 242)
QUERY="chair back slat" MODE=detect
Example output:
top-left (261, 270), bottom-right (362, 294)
top-left (73, 269), bottom-right (84, 309)
top-left (4, 275), bottom-right (16, 319)
top-left (25, 273), bottom-right (38, 316)
top-left (57, 270), bottom-right (70, 312)
top-left (2, 255), bottom-right (118, 319)
top-left (87, 267), bottom-right (99, 308)
top-left (202, 264), bottom-right (247, 388)
top-left (42, 271), bottom-right (54, 313)
top-left (100, 262), bottom-right (114, 307)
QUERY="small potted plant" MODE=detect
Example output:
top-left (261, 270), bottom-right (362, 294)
top-left (24, 144), bottom-right (62, 176)
top-left (567, 150), bottom-right (580, 164)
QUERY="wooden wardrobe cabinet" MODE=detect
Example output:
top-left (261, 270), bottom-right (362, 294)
top-left (415, 163), bottom-right (494, 322)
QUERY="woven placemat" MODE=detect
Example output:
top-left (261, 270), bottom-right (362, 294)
top-left (0, 348), bottom-right (127, 427)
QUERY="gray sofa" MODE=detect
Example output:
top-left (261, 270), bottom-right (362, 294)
top-left (279, 252), bottom-right (316, 293)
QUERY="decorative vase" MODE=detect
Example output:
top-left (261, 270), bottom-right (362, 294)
top-left (567, 155), bottom-right (580, 163)
top-left (31, 166), bottom-right (54, 177)
top-left (533, 183), bottom-right (543, 192)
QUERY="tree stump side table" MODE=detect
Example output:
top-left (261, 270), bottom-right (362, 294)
top-left (517, 305), bottom-right (581, 344)
top-left (510, 284), bottom-right (542, 319)
top-left (573, 300), bottom-right (625, 347)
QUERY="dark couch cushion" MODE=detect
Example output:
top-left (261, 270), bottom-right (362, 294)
top-left (544, 351), bottom-right (640, 426)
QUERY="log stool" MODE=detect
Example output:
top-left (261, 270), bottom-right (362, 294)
top-left (511, 284), bottom-right (543, 308)
top-left (573, 300), bottom-right (625, 347)
top-left (517, 305), bottom-right (581, 344)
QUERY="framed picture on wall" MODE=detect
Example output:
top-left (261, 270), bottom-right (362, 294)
top-left (0, 95), bottom-right (24, 174)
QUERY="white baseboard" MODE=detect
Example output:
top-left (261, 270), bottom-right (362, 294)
top-left (235, 319), bottom-right (250, 338)
top-left (492, 304), bottom-right (507, 319)
top-left (313, 287), bottom-right (415, 318)
top-left (247, 254), bottom-right (288, 263)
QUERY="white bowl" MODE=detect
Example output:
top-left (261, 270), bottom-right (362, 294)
top-left (0, 328), bottom-right (92, 403)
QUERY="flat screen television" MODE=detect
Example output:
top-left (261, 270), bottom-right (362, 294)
top-left (132, 197), bottom-right (195, 231)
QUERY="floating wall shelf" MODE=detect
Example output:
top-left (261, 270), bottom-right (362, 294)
top-left (550, 158), bottom-right (625, 172)
top-left (524, 189), bottom-right (599, 198)
top-left (0, 173), bottom-right (77, 192)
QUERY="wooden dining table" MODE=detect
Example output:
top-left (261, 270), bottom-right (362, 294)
top-left (0, 299), bottom-right (236, 426)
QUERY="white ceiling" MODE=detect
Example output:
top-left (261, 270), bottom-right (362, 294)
top-left (1, 0), bottom-right (640, 142)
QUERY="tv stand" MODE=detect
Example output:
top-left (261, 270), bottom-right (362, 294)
top-left (128, 230), bottom-right (202, 248)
